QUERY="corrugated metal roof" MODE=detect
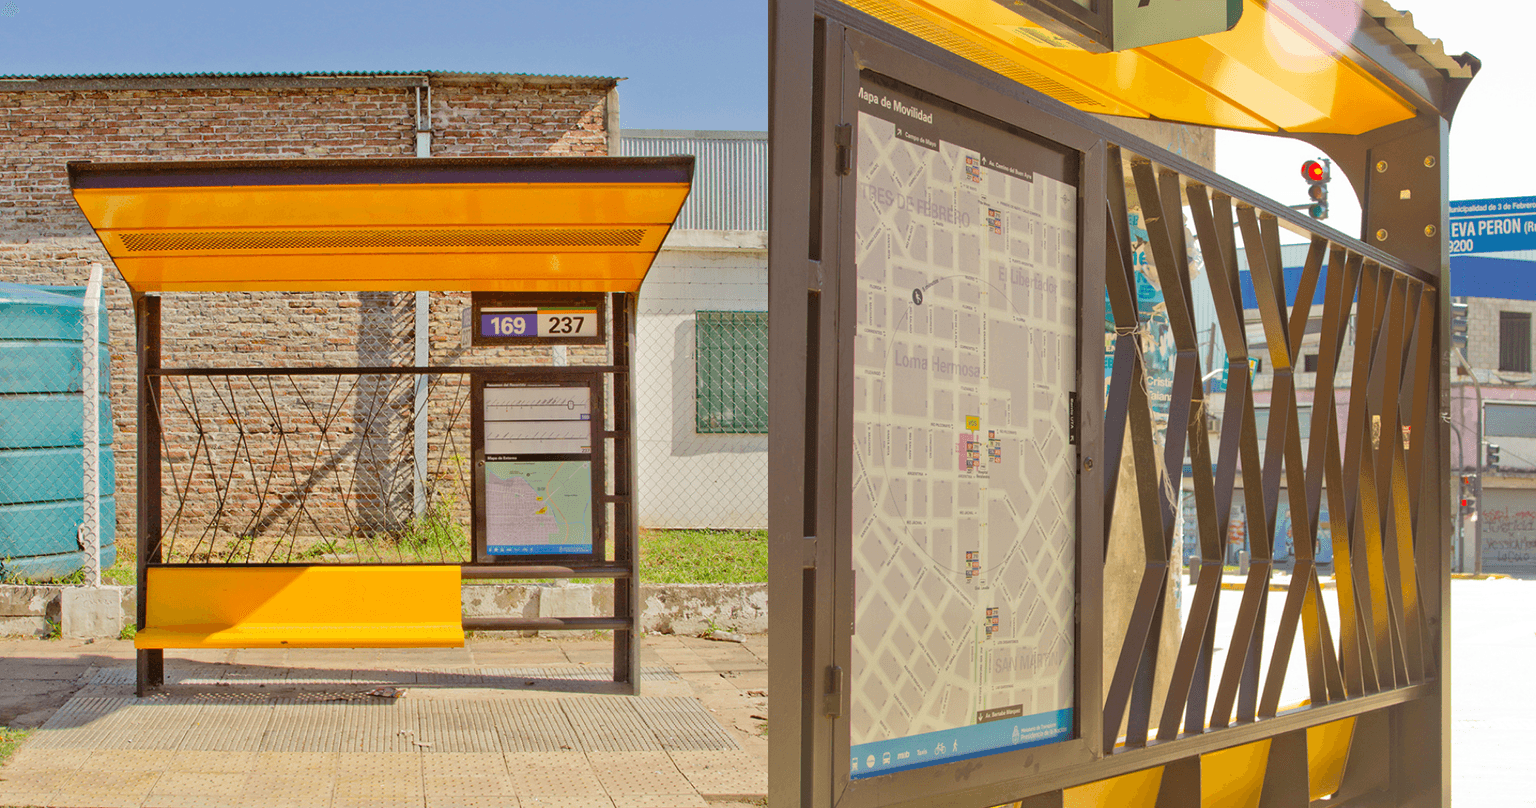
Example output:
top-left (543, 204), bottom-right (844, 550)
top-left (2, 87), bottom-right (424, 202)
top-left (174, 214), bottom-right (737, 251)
top-left (0, 70), bottom-right (620, 83)
top-left (1362, 0), bottom-right (1477, 79)
top-left (620, 130), bottom-right (766, 233)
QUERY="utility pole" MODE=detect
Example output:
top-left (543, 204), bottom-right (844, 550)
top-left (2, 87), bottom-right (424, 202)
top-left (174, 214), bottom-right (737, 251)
top-left (1452, 300), bottom-right (1483, 574)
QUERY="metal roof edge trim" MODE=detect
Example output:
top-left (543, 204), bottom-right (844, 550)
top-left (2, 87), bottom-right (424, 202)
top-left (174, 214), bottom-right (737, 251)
top-left (622, 129), bottom-right (768, 140)
top-left (67, 156), bottom-right (695, 190)
top-left (0, 71), bottom-right (621, 93)
top-left (1359, 0), bottom-right (1476, 79)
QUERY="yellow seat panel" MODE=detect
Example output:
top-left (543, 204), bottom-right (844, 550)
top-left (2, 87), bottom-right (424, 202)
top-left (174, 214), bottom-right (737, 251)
top-left (135, 565), bottom-right (465, 650)
top-left (134, 623), bottom-right (464, 649)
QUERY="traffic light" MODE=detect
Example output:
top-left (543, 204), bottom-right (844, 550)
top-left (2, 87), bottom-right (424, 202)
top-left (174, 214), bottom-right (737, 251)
top-left (1487, 443), bottom-right (1501, 466)
top-left (1301, 159), bottom-right (1330, 219)
top-left (1451, 301), bottom-right (1469, 351)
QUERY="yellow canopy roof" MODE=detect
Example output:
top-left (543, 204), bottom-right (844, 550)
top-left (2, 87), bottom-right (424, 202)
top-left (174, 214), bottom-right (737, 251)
top-left (844, 0), bottom-right (1475, 133)
top-left (68, 157), bottom-right (694, 294)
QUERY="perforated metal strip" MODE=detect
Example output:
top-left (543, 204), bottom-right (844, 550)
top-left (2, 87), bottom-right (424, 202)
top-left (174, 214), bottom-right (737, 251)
top-left (118, 227), bottom-right (648, 252)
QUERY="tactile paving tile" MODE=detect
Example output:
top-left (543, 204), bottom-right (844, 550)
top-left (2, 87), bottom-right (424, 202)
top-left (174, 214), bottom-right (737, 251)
top-left (560, 697), bottom-right (663, 752)
top-left (178, 694), bottom-right (273, 751)
top-left (1, 746), bottom-right (94, 771)
top-left (167, 750), bottom-right (260, 773)
top-left (666, 749), bottom-right (769, 799)
top-left (586, 750), bottom-right (703, 805)
top-left (88, 663), bottom-right (679, 687)
top-left (344, 699), bottom-right (420, 753)
top-left (425, 796), bottom-right (529, 808)
top-left (504, 750), bottom-right (610, 804)
top-left (332, 752), bottom-right (423, 801)
top-left (414, 698), bottom-right (503, 752)
top-left (630, 697), bottom-right (740, 751)
top-left (146, 770), bottom-right (247, 798)
top-left (284, 669), bottom-right (363, 686)
top-left (47, 769), bottom-right (164, 801)
top-left (421, 755), bottom-right (514, 797)
top-left (85, 748), bottom-right (176, 772)
top-left (238, 768), bottom-right (336, 805)
top-left (27, 695), bottom-right (131, 746)
top-left (143, 795), bottom-right (248, 808)
top-left (261, 698), bottom-right (348, 752)
top-left (30, 695), bottom-right (195, 751)
top-left (88, 666), bottom-right (219, 686)
top-left (488, 699), bottom-right (583, 753)
top-left (0, 766), bottom-right (80, 794)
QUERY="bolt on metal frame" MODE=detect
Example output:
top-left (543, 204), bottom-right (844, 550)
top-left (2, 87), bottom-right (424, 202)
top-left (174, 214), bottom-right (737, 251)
top-left (770, 2), bottom-right (1460, 805)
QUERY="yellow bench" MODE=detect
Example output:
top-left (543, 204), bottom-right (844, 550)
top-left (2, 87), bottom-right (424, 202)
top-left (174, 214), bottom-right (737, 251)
top-left (134, 565), bottom-right (465, 649)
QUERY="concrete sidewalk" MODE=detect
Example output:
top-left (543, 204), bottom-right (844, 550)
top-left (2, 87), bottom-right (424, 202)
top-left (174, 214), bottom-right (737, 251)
top-left (0, 634), bottom-right (769, 808)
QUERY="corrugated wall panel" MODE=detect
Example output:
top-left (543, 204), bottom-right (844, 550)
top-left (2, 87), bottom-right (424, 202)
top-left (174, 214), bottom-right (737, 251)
top-left (620, 130), bottom-right (767, 232)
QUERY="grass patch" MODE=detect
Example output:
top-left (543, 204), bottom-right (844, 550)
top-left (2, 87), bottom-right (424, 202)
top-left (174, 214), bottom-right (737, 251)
top-left (103, 558), bottom-right (135, 586)
top-left (1, 554), bottom-right (136, 586)
top-left (640, 528), bottom-right (766, 584)
top-left (0, 727), bottom-right (33, 767)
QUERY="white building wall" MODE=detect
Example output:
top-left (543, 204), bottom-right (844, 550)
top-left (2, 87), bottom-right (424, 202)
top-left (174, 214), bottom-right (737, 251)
top-left (635, 231), bottom-right (768, 529)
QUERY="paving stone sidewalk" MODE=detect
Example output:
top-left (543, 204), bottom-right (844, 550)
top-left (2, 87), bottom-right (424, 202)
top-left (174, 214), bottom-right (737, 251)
top-left (0, 634), bottom-right (769, 808)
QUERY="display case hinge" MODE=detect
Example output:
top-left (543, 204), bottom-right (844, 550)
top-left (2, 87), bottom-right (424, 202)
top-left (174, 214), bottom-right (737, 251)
top-left (835, 123), bottom-right (853, 176)
top-left (824, 665), bottom-right (844, 717)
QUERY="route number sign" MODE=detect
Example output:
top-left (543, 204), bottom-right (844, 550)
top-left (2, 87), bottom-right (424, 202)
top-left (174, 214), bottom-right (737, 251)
top-left (470, 293), bottom-right (606, 346)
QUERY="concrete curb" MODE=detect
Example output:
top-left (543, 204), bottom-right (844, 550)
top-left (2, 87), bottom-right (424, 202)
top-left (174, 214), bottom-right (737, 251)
top-left (1, 581), bottom-right (768, 640)
top-left (0, 583), bottom-right (132, 638)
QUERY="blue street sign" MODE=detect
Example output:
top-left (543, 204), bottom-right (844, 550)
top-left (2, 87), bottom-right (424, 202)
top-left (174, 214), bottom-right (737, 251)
top-left (1449, 196), bottom-right (1536, 255)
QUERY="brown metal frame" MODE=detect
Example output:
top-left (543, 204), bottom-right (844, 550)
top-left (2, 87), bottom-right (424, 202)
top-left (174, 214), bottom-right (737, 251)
top-left (133, 290), bottom-right (645, 696)
top-left (770, 1), bottom-right (1455, 805)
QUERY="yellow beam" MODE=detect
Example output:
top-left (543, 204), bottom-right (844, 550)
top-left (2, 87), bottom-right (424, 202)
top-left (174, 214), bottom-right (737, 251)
top-left (845, 0), bottom-right (1422, 134)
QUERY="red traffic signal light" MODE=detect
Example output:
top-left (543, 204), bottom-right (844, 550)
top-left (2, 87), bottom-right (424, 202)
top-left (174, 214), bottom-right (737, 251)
top-left (1300, 159), bottom-right (1330, 219)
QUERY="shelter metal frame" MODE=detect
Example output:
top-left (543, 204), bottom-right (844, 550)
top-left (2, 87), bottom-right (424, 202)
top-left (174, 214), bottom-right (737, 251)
top-left (71, 155), bottom-right (695, 698)
top-left (133, 292), bottom-right (644, 694)
top-left (770, 2), bottom-right (1456, 806)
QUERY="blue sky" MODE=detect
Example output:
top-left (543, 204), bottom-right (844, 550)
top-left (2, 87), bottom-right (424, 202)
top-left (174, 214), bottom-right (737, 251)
top-left (0, 0), bottom-right (768, 131)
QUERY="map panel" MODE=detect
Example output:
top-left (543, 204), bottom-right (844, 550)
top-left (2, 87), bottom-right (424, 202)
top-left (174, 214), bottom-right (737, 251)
top-left (851, 76), bottom-right (1079, 779)
top-left (485, 460), bottom-right (592, 555)
top-left (479, 381), bottom-right (597, 558)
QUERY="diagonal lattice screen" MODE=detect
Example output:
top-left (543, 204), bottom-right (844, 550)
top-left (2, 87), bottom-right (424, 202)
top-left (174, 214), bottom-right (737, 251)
top-left (1102, 146), bottom-right (1439, 749)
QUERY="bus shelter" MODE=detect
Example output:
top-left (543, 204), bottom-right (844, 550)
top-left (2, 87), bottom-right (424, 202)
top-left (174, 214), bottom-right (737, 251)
top-left (769, 1), bottom-right (1476, 806)
top-left (68, 156), bottom-right (693, 696)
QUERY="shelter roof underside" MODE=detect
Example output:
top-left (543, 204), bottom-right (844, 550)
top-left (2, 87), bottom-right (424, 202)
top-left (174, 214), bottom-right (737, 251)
top-left (68, 157), bottom-right (693, 294)
top-left (845, 0), bottom-right (1473, 134)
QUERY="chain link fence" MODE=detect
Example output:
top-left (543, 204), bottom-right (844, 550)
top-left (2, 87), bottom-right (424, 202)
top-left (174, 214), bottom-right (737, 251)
top-left (0, 280), bottom-right (116, 583)
top-left (634, 305), bottom-right (768, 531)
top-left (143, 291), bottom-right (622, 565)
top-left (1, 287), bottom-right (770, 577)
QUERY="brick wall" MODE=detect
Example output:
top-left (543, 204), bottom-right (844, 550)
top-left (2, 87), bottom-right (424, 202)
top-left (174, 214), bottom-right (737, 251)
top-left (0, 76), bottom-right (615, 556)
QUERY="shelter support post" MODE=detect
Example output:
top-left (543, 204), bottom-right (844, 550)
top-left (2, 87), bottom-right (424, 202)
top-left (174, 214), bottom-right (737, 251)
top-left (1303, 116), bottom-right (1453, 808)
top-left (768, 1), bottom-right (840, 805)
top-left (135, 292), bottom-right (163, 696)
top-left (1364, 119), bottom-right (1452, 808)
top-left (612, 292), bottom-right (641, 694)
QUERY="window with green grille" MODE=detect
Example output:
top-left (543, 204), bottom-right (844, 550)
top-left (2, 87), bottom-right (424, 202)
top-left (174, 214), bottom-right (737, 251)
top-left (696, 310), bottom-right (768, 434)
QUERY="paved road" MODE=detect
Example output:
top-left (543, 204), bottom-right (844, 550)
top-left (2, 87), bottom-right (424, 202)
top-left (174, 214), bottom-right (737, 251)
top-left (1448, 577), bottom-right (1536, 806)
